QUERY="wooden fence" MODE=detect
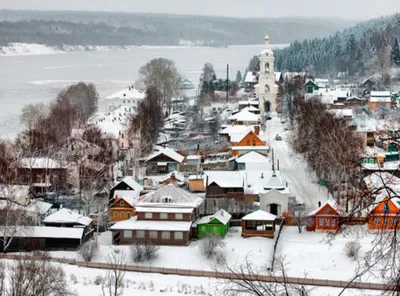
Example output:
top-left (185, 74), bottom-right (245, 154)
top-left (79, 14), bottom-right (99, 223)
top-left (0, 253), bottom-right (395, 292)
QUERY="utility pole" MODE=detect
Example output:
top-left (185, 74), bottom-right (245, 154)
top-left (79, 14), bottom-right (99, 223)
top-left (226, 64), bottom-right (229, 103)
top-left (96, 203), bottom-right (101, 246)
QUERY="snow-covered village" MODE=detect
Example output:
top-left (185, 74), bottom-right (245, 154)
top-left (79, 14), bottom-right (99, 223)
top-left (2, 3), bottom-right (400, 296)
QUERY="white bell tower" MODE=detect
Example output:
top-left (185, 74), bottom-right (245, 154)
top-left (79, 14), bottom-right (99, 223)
top-left (256, 32), bottom-right (277, 115)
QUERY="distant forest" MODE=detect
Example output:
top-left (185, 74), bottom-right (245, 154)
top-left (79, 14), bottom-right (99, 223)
top-left (0, 10), bottom-right (356, 47)
top-left (274, 14), bottom-right (400, 79)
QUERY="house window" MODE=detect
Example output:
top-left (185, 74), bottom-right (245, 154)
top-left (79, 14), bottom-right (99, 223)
top-left (113, 212), bottom-right (117, 218)
top-left (120, 200), bottom-right (124, 206)
top-left (161, 231), bottom-right (170, 240)
top-left (174, 232), bottom-right (183, 240)
top-left (374, 218), bottom-right (380, 226)
top-left (393, 218), bottom-right (398, 226)
top-left (136, 230), bottom-right (145, 238)
top-left (123, 230), bottom-right (132, 238)
top-left (121, 133), bottom-right (124, 139)
top-left (149, 231), bottom-right (158, 239)
top-left (160, 213), bottom-right (168, 219)
top-left (175, 213), bottom-right (183, 220)
top-left (384, 218), bottom-right (389, 226)
top-left (120, 212), bottom-right (125, 219)
top-left (384, 203), bottom-right (390, 213)
top-left (127, 212), bottom-right (131, 219)
top-left (308, 218), bottom-right (315, 225)
top-left (319, 218), bottom-right (324, 226)
top-left (331, 219), bottom-right (336, 226)
top-left (326, 207), bottom-right (331, 213)
top-left (145, 213), bottom-right (153, 219)
top-left (325, 219), bottom-right (330, 226)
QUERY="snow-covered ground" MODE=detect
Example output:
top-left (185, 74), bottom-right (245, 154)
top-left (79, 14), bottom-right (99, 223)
top-left (48, 226), bottom-right (381, 285)
top-left (266, 116), bottom-right (329, 211)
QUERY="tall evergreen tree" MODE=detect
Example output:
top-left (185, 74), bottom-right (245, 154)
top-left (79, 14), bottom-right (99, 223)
top-left (236, 70), bottom-right (242, 83)
top-left (391, 38), bottom-right (400, 66)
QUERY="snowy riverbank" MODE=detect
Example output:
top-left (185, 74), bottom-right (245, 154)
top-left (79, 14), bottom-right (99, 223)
top-left (0, 42), bottom-right (289, 56)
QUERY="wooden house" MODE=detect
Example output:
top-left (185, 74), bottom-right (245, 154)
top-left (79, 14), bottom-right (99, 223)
top-left (18, 158), bottom-right (67, 196)
top-left (197, 209), bottom-right (231, 237)
top-left (109, 176), bottom-right (143, 204)
top-left (110, 184), bottom-right (203, 246)
top-left (306, 201), bottom-right (340, 231)
top-left (188, 175), bottom-right (206, 192)
top-left (369, 91), bottom-right (392, 111)
top-left (231, 131), bottom-right (268, 157)
top-left (368, 196), bottom-right (400, 230)
top-left (0, 226), bottom-right (85, 252)
top-left (241, 210), bottom-right (277, 238)
top-left (227, 110), bottom-right (260, 126)
top-left (304, 80), bottom-right (320, 94)
top-left (109, 191), bottom-right (138, 223)
top-left (234, 151), bottom-right (270, 171)
top-left (43, 208), bottom-right (93, 240)
top-left (145, 147), bottom-right (184, 175)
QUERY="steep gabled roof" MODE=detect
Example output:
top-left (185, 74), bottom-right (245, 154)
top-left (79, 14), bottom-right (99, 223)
top-left (228, 110), bottom-right (259, 122)
top-left (111, 190), bottom-right (140, 207)
top-left (264, 172), bottom-right (286, 190)
top-left (308, 200), bottom-right (339, 216)
top-left (111, 176), bottom-right (144, 193)
top-left (236, 151), bottom-right (270, 164)
top-left (198, 209), bottom-right (232, 225)
top-left (145, 147), bottom-right (184, 163)
top-left (137, 184), bottom-right (203, 208)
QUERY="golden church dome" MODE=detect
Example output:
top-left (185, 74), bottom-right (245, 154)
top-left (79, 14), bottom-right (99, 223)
top-left (264, 32), bottom-right (270, 44)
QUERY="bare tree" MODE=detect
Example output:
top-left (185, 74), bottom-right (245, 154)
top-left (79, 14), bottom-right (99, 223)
top-left (130, 238), bottom-right (160, 263)
top-left (138, 58), bottom-right (181, 113)
top-left (78, 240), bottom-right (97, 262)
top-left (200, 234), bottom-right (226, 259)
top-left (102, 249), bottom-right (126, 296)
top-left (5, 252), bottom-right (72, 296)
top-left (344, 240), bottom-right (361, 259)
top-left (221, 256), bottom-right (311, 296)
top-left (0, 199), bottom-right (33, 252)
top-left (293, 207), bottom-right (307, 234)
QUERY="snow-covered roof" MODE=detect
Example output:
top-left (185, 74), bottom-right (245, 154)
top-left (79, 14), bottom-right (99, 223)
top-left (145, 147), bottom-right (184, 163)
top-left (198, 209), bottom-right (231, 225)
top-left (369, 96), bottom-right (391, 103)
top-left (219, 125), bottom-right (254, 135)
top-left (330, 109), bottom-right (353, 118)
top-left (308, 200), bottom-right (338, 216)
top-left (20, 158), bottom-right (63, 169)
top-left (113, 190), bottom-right (140, 207)
top-left (274, 72), bottom-right (282, 82)
top-left (106, 87), bottom-right (146, 100)
top-left (0, 185), bottom-right (30, 199)
top-left (110, 216), bottom-right (192, 231)
top-left (186, 155), bottom-right (201, 160)
top-left (363, 172), bottom-right (400, 192)
top-left (259, 48), bottom-right (274, 57)
top-left (264, 172), bottom-right (286, 190)
top-left (244, 72), bottom-right (258, 83)
top-left (242, 209), bottom-right (277, 221)
top-left (25, 200), bottom-right (53, 215)
top-left (43, 208), bottom-right (92, 226)
top-left (236, 151), bottom-right (270, 164)
top-left (135, 207), bottom-right (194, 213)
top-left (228, 110), bottom-right (259, 122)
top-left (0, 226), bottom-right (84, 239)
top-left (112, 176), bottom-right (144, 193)
top-left (371, 91), bottom-right (391, 97)
top-left (239, 100), bottom-right (259, 106)
top-left (241, 105), bottom-right (259, 113)
top-left (137, 184), bottom-right (203, 208)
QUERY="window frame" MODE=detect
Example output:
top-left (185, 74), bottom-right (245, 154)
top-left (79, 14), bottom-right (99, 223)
top-left (175, 213), bottom-right (183, 220)
top-left (123, 230), bottom-right (132, 238)
top-left (144, 212), bottom-right (153, 219)
top-left (160, 213), bottom-right (168, 220)
top-left (161, 231), bottom-right (170, 240)
top-left (149, 231), bottom-right (158, 239)
top-left (136, 230), bottom-right (145, 239)
top-left (174, 231), bottom-right (183, 240)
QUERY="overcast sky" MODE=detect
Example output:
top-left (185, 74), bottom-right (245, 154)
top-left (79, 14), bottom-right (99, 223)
top-left (0, 0), bottom-right (399, 20)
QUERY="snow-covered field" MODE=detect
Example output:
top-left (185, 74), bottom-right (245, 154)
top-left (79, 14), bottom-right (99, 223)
top-left (48, 226), bottom-right (380, 285)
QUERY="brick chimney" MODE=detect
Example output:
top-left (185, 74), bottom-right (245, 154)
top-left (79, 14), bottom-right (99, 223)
top-left (254, 125), bottom-right (260, 135)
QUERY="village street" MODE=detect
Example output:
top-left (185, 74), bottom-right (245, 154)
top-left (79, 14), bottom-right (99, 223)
top-left (265, 116), bottom-right (329, 212)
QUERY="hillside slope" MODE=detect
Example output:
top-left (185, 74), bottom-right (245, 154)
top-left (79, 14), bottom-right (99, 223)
top-left (0, 10), bottom-right (356, 46)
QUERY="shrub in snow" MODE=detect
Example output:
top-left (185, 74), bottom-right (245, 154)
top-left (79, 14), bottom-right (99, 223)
top-left (131, 238), bottom-right (160, 262)
top-left (200, 234), bottom-right (226, 259)
top-left (94, 275), bottom-right (104, 285)
top-left (78, 240), bottom-right (97, 262)
top-left (344, 240), bottom-right (361, 259)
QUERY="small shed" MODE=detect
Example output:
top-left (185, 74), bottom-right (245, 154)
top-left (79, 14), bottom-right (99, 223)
top-left (197, 209), bottom-right (232, 237)
top-left (306, 201), bottom-right (340, 231)
top-left (241, 210), bottom-right (277, 238)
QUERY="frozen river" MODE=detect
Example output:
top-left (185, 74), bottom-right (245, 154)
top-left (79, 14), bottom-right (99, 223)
top-left (0, 44), bottom-right (287, 139)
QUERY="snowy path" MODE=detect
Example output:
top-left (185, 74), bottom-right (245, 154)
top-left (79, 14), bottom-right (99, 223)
top-left (265, 117), bottom-right (329, 211)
